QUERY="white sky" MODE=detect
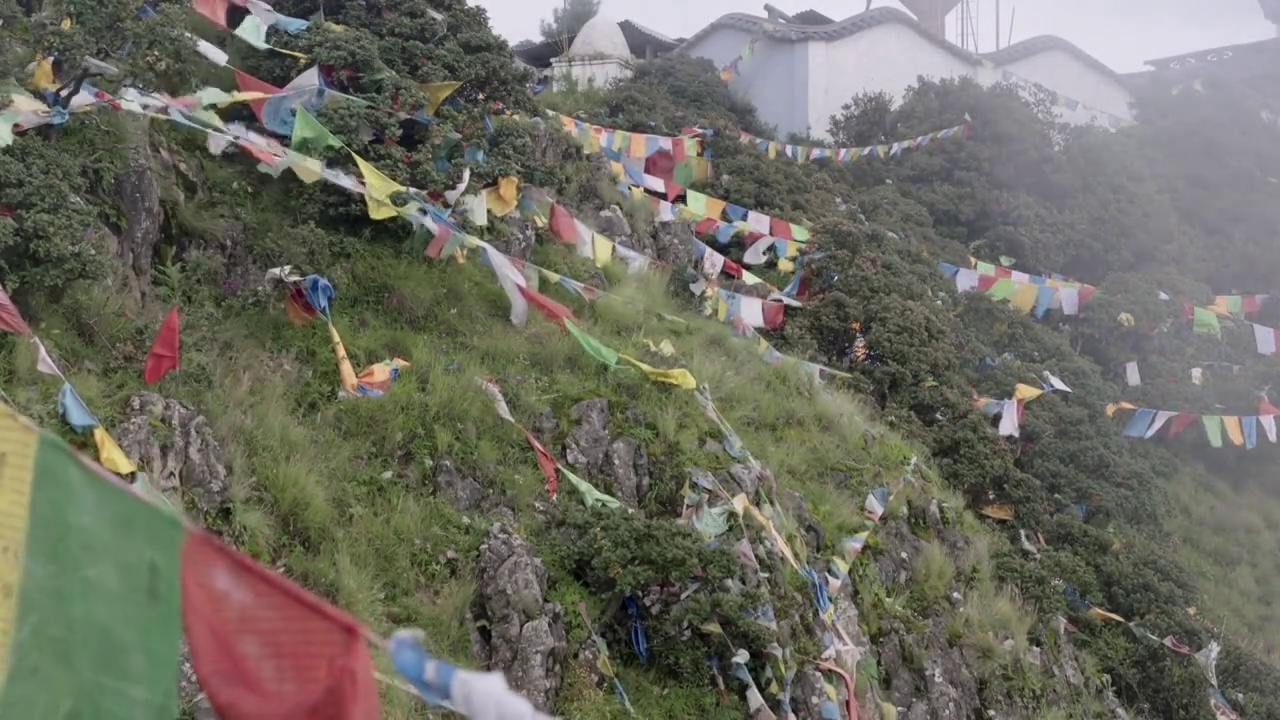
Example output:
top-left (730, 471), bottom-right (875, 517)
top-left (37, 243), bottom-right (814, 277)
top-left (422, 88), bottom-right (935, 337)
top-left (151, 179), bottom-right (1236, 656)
top-left (473, 0), bottom-right (1277, 72)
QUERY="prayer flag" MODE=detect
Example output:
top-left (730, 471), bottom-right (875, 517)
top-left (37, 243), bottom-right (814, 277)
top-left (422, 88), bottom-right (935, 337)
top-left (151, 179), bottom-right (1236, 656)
top-left (291, 107), bottom-right (343, 153)
top-left (0, 405), bottom-right (184, 718)
top-left (231, 69), bottom-right (280, 125)
top-left (143, 306), bottom-right (180, 384)
top-left (0, 284), bottom-right (29, 335)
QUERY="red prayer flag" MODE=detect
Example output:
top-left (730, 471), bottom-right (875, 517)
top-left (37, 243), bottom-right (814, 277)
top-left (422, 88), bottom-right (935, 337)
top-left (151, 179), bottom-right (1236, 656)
top-left (143, 306), bottom-right (180, 384)
top-left (1259, 396), bottom-right (1280, 416)
top-left (0, 284), bottom-right (30, 335)
top-left (1166, 413), bottom-right (1199, 438)
top-left (521, 428), bottom-right (558, 497)
top-left (1242, 294), bottom-right (1262, 314)
top-left (762, 301), bottom-right (785, 330)
top-left (665, 182), bottom-right (683, 203)
top-left (671, 138), bottom-right (686, 162)
top-left (285, 289), bottom-right (316, 326)
top-left (721, 257), bottom-right (743, 278)
top-left (1078, 285), bottom-right (1098, 304)
top-left (425, 224), bottom-right (453, 259)
top-left (693, 218), bottom-right (718, 236)
top-left (769, 217), bottom-right (793, 240)
top-left (518, 286), bottom-right (575, 325)
top-left (549, 204), bottom-right (577, 244)
top-left (232, 69), bottom-right (282, 126)
top-left (644, 150), bottom-right (675, 185)
top-left (192, 0), bottom-right (229, 28)
top-left (182, 532), bottom-right (381, 720)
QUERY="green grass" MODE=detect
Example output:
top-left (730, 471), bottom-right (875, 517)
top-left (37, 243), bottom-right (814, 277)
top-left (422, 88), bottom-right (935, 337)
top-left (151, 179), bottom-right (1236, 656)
top-left (0, 155), bottom-right (1118, 716)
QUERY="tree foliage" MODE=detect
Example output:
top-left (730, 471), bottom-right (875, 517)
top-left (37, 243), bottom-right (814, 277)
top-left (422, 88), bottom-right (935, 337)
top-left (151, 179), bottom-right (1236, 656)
top-left (538, 0), bottom-right (600, 44)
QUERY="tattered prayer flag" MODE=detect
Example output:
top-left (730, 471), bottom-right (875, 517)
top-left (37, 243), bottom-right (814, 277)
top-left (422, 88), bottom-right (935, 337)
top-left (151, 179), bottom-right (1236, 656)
top-left (0, 405), bottom-right (182, 718)
top-left (143, 306), bottom-right (180, 384)
top-left (32, 338), bottom-right (60, 377)
top-left (420, 82), bottom-right (462, 115)
top-left (560, 466), bottom-right (623, 509)
top-left (0, 284), bottom-right (30, 335)
top-left (182, 532), bottom-right (381, 720)
top-left (291, 107), bottom-right (343, 153)
top-left (351, 154), bottom-right (405, 220)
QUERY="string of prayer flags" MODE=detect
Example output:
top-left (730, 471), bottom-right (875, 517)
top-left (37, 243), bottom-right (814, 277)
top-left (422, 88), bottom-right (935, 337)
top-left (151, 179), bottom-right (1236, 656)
top-left (143, 305), bottom-right (180, 384)
top-left (1109, 396), bottom-right (1280, 448)
top-left (737, 122), bottom-right (968, 164)
top-left (938, 262), bottom-right (1092, 317)
top-left (388, 629), bottom-right (547, 717)
top-left (1208, 293), bottom-right (1268, 317)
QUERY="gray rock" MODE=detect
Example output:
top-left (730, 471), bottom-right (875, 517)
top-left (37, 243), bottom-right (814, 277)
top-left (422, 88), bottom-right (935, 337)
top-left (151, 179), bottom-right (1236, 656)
top-left (474, 524), bottom-right (567, 711)
top-left (603, 437), bottom-right (649, 507)
top-left (595, 205), bottom-right (632, 239)
top-left (781, 488), bottom-right (825, 557)
top-left (497, 217), bottom-right (538, 261)
top-left (652, 219), bottom-right (696, 268)
top-left (565, 399), bottom-right (611, 473)
top-left (178, 641), bottom-right (216, 720)
top-left (113, 392), bottom-right (228, 517)
top-left (533, 407), bottom-right (558, 440)
top-left (110, 115), bottom-right (163, 304)
top-left (433, 459), bottom-right (484, 511)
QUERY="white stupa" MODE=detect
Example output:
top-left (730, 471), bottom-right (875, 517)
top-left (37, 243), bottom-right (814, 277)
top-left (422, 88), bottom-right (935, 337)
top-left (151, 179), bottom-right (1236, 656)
top-left (550, 15), bottom-right (635, 90)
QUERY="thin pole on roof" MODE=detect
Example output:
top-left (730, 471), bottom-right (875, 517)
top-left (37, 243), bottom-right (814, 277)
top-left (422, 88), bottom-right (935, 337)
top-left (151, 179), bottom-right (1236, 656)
top-left (1007, 7), bottom-right (1016, 47)
top-left (995, 0), bottom-right (1001, 50)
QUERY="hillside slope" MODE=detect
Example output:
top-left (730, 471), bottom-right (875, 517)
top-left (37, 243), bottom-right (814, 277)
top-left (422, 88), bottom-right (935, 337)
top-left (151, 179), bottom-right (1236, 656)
top-left (2, 1), bottom-right (1279, 719)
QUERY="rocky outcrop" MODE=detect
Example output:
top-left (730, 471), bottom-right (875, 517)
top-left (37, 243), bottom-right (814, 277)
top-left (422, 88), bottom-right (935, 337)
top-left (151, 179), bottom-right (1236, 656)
top-left (563, 399), bottom-right (651, 507)
top-left (113, 392), bottom-right (229, 517)
top-left (110, 115), bottom-right (163, 304)
top-left (473, 523), bottom-right (567, 711)
top-left (432, 458), bottom-right (485, 511)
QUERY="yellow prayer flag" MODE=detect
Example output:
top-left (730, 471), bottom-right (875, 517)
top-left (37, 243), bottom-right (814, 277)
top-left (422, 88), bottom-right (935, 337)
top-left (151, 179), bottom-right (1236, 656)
top-left (497, 175), bottom-right (518, 206)
top-left (1011, 282), bottom-right (1038, 312)
top-left (328, 321), bottom-right (359, 393)
top-left (591, 233), bottom-right (614, 267)
top-left (29, 56), bottom-right (57, 91)
top-left (482, 177), bottom-right (519, 217)
top-left (705, 197), bottom-right (727, 221)
top-left (776, 258), bottom-right (796, 273)
top-left (1106, 402), bottom-right (1136, 418)
top-left (1013, 383), bottom-right (1044, 401)
top-left (559, 114), bottom-right (576, 132)
top-left (287, 151), bottom-right (324, 183)
top-left (629, 133), bottom-right (646, 158)
top-left (609, 161), bottom-right (624, 179)
top-left (421, 81), bottom-right (462, 115)
top-left (92, 427), bottom-right (137, 475)
top-left (586, 132), bottom-right (601, 154)
top-left (741, 270), bottom-right (766, 285)
top-left (7, 93), bottom-right (48, 113)
top-left (612, 131), bottom-right (626, 152)
top-left (1223, 416), bottom-right (1245, 446)
top-left (1087, 607), bottom-right (1126, 623)
top-left (620, 354), bottom-right (696, 390)
top-left (351, 153), bottom-right (404, 220)
top-left (767, 141), bottom-right (777, 159)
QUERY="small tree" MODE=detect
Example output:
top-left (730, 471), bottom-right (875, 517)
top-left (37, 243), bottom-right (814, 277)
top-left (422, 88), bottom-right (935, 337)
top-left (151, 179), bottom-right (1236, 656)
top-left (538, 0), bottom-right (600, 43)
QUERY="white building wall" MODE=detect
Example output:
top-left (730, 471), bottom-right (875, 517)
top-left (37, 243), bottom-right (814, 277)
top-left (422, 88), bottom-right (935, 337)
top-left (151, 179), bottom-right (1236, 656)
top-left (550, 57), bottom-right (634, 91)
top-left (997, 49), bottom-right (1134, 123)
top-left (680, 28), bottom-right (810, 139)
top-left (683, 24), bottom-right (1135, 140)
top-left (808, 24), bottom-right (976, 138)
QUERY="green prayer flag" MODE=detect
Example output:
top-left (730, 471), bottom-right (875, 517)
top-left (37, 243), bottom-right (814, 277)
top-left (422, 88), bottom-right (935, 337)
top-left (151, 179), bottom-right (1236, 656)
top-left (999, 255), bottom-right (1017, 267)
top-left (1202, 415), bottom-right (1223, 448)
top-left (685, 190), bottom-right (708, 217)
top-left (0, 408), bottom-right (185, 718)
top-left (988, 278), bottom-right (1017, 301)
top-left (672, 159), bottom-right (694, 187)
top-left (1192, 306), bottom-right (1221, 337)
top-left (560, 466), bottom-right (623, 509)
top-left (790, 224), bottom-right (809, 242)
top-left (565, 320), bottom-right (620, 367)
top-left (291, 107), bottom-right (344, 153)
top-left (232, 14), bottom-right (271, 49)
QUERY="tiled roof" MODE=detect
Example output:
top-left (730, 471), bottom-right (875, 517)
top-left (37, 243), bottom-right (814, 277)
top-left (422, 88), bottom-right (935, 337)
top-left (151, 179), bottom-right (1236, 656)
top-left (679, 7), bottom-right (1120, 81)
top-left (980, 36), bottom-right (1120, 80)
top-left (677, 7), bottom-right (980, 64)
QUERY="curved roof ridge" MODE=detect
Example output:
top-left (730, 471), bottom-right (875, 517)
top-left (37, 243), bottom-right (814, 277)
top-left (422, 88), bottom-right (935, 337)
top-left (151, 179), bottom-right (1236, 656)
top-left (677, 7), bottom-right (978, 64)
top-left (980, 35), bottom-right (1119, 79)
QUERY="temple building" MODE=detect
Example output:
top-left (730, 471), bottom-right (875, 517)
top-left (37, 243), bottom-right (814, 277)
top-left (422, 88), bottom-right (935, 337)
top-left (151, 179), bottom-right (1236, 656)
top-left (513, 16), bottom-right (679, 91)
